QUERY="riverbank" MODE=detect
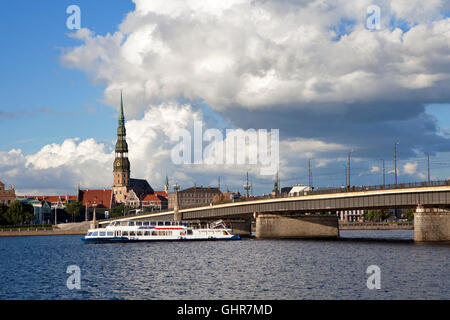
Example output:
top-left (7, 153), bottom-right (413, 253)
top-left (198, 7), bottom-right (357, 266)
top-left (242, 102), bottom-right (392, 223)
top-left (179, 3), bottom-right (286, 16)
top-left (0, 229), bottom-right (86, 237)
top-left (0, 221), bottom-right (90, 237)
top-left (0, 221), bottom-right (413, 237)
top-left (339, 222), bottom-right (413, 230)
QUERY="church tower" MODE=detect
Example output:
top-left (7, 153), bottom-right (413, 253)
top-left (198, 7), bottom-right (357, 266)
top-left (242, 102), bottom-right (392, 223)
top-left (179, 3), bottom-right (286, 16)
top-left (112, 92), bottom-right (131, 201)
top-left (164, 173), bottom-right (169, 194)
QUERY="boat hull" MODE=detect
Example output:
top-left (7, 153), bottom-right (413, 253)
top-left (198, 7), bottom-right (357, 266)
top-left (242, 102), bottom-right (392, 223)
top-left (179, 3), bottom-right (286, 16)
top-left (82, 234), bottom-right (240, 243)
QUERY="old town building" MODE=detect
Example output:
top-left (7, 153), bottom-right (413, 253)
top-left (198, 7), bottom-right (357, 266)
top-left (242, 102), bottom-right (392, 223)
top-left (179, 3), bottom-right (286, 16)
top-left (0, 180), bottom-right (15, 206)
top-left (168, 186), bottom-right (221, 209)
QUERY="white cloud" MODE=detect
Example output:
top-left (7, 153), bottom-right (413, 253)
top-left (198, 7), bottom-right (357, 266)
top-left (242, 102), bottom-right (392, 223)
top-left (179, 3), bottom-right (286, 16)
top-left (9, 0), bottom-right (447, 194)
top-left (2, 99), bottom-right (352, 194)
top-left (370, 166), bottom-right (380, 173)
top-left (403, 161), bottom-right (418, 175)
top-left (60, 0), bottom-right (450, 118)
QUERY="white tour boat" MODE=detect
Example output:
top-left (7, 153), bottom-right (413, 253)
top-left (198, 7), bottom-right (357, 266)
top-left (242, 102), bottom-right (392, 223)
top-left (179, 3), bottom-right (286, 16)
top-left (82, 219), bottom-right (240, 243)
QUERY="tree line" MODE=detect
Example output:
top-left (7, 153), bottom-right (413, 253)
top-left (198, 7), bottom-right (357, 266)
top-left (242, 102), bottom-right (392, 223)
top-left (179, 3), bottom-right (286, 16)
top-left (362, 209), bottom-right (414, 221)
top-left (0, 200), bottom-right (137, 226)
top-left (0, 201), bottom-right (34, 225)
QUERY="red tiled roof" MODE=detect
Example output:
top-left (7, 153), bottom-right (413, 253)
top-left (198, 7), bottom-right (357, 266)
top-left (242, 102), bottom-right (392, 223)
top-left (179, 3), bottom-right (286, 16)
top-left (44, 196), bottom-right (61, 203)
top-left (33, 195), bottom-right (77, 203)
top-left (78, 189), bottom-right (113, 208)
top-left (154, 191), bottom-right (168, 198)
top-left (142, 194), bottom-right (161, 202)
top-left (0, 181), bottom-right (4, 185)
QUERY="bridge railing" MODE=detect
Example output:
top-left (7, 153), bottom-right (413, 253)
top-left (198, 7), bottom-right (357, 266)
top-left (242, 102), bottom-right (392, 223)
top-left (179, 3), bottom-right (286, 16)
top-left (212, 179), bottom-right (450, 206)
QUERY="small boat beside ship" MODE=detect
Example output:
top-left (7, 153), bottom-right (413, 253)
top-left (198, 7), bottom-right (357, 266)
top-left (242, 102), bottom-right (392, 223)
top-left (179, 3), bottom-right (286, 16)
top-left (82, 219), bottom-right (240, 243)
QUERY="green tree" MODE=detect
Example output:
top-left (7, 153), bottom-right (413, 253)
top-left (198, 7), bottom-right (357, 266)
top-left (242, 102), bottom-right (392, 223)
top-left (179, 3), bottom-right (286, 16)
top-left (4, 200), bottom-right (34, 225)
top-left (0, 203), bottom-right (8, 225)
top-left (402, 208), bottom-right (414, 221)
top-left (363, 209), bottom-right (392, 222)
top-left (65, 201), bottom-right (83, 222)
top-left (110, 204), bottom-right (126, 218)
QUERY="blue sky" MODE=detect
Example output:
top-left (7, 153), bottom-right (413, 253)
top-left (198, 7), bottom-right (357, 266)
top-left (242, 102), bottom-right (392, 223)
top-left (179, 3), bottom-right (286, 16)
top-left (1, 0), bottom-right (450, 195)
top-left (0, 0), bottom-right (134, 153)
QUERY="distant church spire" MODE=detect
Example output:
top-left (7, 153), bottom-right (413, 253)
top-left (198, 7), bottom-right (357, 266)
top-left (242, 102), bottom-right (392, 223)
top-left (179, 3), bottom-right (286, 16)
top-left (113, 91), bottom-right (130, 189)
top-left (119, 90), bottom-right (124, 123)
top-left (164, 173), bottom-right (169, 194)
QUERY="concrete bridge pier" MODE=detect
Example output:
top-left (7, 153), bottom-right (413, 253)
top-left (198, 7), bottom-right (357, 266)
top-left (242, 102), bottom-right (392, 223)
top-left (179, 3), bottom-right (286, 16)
top-left (226, 219), bottom-right (252, 237)
top-left (414, 205), bottom-right (450, 242)
top-left (255, 213), bottom-right (339, 239)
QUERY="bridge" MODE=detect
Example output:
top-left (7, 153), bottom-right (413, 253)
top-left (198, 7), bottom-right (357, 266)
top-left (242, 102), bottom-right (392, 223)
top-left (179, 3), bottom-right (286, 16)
top-left (98, 180), bottom-right (450, 241)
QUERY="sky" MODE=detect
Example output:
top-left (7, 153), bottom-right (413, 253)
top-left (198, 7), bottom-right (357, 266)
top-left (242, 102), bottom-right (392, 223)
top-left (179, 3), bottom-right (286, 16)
top-left (0, 0), bottom-right (450, 196)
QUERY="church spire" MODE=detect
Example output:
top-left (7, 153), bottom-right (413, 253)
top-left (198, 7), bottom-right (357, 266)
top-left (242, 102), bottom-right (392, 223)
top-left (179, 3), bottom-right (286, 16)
top-left (113, 91), bottom-right (130, 188)
top-left (164, 173), bottom-right (169, 194)
top-left (119, 90), bottom-right (124, 123)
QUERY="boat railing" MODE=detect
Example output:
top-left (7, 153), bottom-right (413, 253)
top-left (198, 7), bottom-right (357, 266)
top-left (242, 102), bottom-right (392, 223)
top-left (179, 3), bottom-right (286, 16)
top-left (209, 219), bottom-right (227, 229)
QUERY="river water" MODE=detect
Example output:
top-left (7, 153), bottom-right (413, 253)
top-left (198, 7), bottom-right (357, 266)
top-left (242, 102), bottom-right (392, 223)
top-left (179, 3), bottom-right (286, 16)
top-left (0, 230), bottom-right (448, 300)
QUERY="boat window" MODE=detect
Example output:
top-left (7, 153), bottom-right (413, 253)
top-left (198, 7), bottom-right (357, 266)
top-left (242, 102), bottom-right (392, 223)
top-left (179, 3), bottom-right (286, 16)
top-left (167, 231), bottom-right (172, 236)
top-left (122, 231), bottom-right (128, 236)
top-left (128, 221), bottom-right (135, 226)
top-left (136, 231), bottom-right (143, 236)
top-left (129, 231), bottom-right (136, 236)
top-left (164, 221), bottom-right (171, 226)
top-left (99, 232), bottom-right (106, 236)
top-left (143, 222), bottom-right (149, 226)
top-left (187, 229), bottom-right (193, 235)
top-left (87, 232), bottom-right (92, 236)
top-left (151, 231), bottom-right (157, 236)
top-left (121, 221), bottom-right (128, 226)
top-left (92, 232), bottom-right (98, 237)
top-left (107, 232), bottom-right (114, 237)
top-left (150, 221), bottom-right (157, 226)
top-left (144, 231), bottom-right (150, 236)
top-left (136, 221), bottom-right (142, 226)
top-left (157, 221), bottom-right (164, 226)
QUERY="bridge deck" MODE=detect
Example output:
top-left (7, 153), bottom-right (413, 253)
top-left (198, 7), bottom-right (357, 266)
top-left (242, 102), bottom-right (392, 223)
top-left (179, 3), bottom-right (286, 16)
top-left (99, 185), bottom-right (450, 224)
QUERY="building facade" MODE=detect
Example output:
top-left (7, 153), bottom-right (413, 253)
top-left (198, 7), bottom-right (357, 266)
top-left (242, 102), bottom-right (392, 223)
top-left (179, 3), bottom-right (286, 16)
top-left (78, 188), bottom-right (114, 220)
top-left (168, 186), bottom-right (221, 209)
top-left (0, 181), bottom-right (15, 205)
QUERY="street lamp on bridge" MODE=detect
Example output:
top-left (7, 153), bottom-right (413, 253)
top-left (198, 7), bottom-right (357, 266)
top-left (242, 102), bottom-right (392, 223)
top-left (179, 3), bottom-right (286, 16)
top-left (424, 152), bottom-right (431, 184)
top-left (394, 142), bottom-right (400, 185)
top-left (347, 149), bottom-right (354, 188)
top-left (379, 158), bottom-right (385, 187)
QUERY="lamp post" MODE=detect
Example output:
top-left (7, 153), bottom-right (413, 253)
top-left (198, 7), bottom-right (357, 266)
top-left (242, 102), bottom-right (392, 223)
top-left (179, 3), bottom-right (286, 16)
top-left (394, 142), bottom-right (400, 185)
top-left (89, 201), bottom-right (98, 230)
top-left (343, 164), bottom-right (347, 187)
top-left (348, 150), bottom-right (354, 188)
top-left (379, 158), bottom-right (385, 187)
top-left (424, 152), bottom-right (430, 184)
